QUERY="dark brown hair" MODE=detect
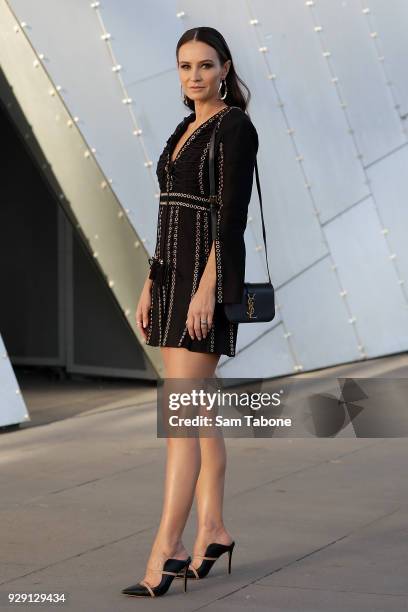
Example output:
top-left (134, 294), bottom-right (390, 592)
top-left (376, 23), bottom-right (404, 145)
top-left (176, 27), bottom-right (251, 112)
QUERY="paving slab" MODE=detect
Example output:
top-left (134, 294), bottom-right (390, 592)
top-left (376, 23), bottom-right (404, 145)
top-left (1, 359), bottom-right (408, 611)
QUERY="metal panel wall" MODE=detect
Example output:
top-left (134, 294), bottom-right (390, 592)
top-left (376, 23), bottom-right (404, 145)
top-left (2, 0), bottom-right (407, 383)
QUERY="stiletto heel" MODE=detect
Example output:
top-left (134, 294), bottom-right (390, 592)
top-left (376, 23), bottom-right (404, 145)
top-left (181, 541), bottom-right (235, 580)
top-left (227, 543), bottom-right (234, 574)
top-left (121, 555), bottom-right (191, 598)
top-left (184, 563), bottom-right (188, 592)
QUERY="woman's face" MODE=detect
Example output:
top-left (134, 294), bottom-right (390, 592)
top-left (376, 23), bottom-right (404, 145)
top-left (177, 40), bottom-right (230, 103)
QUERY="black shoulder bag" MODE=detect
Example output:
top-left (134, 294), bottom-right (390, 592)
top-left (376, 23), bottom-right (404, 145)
top-left (208, 124), bottom-right (275, 323)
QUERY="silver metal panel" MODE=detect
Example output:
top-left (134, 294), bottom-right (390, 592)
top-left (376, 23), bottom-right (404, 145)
top-left (98, 0), bottom-right (179, 85)
top-left (252, 0), bottom-right (369, 223)
top-left (367, 145), bottom-right (408, 284)
top-left (218, 322), bottom-right (294, 379)
top-left (0, 335), bottom-right (30, 427)
top-left (359, 0), bottom-right (408, 122)
top-left (324, 197), bottom-right (408, 355)
top-left (3, 0), bottom-right (407, 380)
top-left (315, 0), bottom-right (405, 163)
top-left (244, 106), bottom-right (327, 289)
top-left (276, 258), bottom-right (359, 371)
top-left (0, 2), bottom-right (162, 378)
top-left (8, 0), bottom-right (163, 249)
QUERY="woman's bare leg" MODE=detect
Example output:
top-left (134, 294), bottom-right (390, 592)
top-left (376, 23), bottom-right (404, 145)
top-left (190, 435), bottom-right (234, 569)
top-left (141, 347), bottom-right (220, 587)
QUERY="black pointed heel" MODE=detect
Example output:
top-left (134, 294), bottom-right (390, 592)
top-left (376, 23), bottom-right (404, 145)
top-left (121, 556), bottom-right (191, 598)
top-left (185, 541), bottom-right (235, 580)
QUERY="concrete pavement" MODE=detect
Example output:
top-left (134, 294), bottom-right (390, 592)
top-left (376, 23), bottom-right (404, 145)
top-left (1, 355), bottom-right (408, 611)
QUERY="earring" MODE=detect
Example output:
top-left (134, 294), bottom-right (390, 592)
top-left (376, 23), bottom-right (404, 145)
top-left (181, 84), bottom-right (188, 103)
top-left (218, 79), bottom-right (227, 100)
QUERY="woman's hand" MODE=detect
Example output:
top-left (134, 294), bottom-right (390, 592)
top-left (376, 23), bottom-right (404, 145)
top-left (186, 282), bottom-right (216, 341)
top-left (136, 278), bottom-right (153, 342)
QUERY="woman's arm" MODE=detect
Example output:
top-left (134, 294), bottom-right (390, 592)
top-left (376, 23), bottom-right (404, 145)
top-left (212, 112), bottom-right (259, 304)
top-left (198, 112), bottom-right (258, 302)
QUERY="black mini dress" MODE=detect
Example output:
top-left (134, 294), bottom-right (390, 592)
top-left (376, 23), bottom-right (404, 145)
top-left (145, 105), bottom-right (259, 357)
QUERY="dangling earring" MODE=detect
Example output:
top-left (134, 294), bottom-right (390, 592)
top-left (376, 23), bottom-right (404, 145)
top-left (181, 84), bottom-right (188, 103)
top-left (218, 78), bottom-right (227, 100)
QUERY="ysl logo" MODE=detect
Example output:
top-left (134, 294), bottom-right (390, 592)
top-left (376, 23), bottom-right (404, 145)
top-left (246, 292), bottom-right (257, 319)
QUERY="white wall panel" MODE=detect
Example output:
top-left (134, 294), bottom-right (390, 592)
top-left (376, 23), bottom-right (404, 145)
top-left (2, 0), bottom-right (407, 381)
top-left (367, 146), bottom-right (408, 284)
top-left (276, 258), bottom-right (359, 371)
top-left (315, 0), bottom-right (405, 165)
top-left (360, 0), bottom-right (408, 122)
top-left (7, 0), bottom-right (186, 250)
top-left (219, 322), bottom-right (294, 378)
top-left (253, 0), bottom-right (369, 224)
top-left (324, 197), bottom-right (408, 355)
top-left (99, 0), bottom-right (180, 85)
top-left (0, 336), bottom-right (30, 427)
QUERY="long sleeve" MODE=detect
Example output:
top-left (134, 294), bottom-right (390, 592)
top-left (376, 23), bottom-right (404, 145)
top-left (214, 112), bottom-right (259, 304)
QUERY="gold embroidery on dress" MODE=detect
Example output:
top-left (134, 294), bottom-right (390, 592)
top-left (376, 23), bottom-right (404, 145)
top-left (163, 206), bottom-right (179, 345)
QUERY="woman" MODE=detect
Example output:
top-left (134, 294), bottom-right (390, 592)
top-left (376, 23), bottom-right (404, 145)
top-left (122, 26), bottom-right (258, 598)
